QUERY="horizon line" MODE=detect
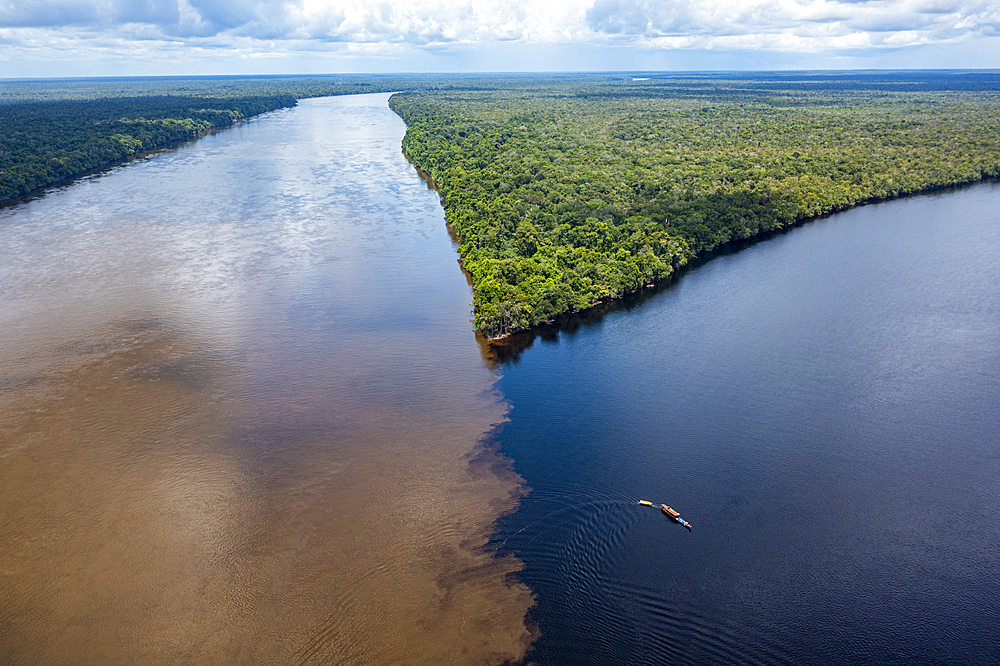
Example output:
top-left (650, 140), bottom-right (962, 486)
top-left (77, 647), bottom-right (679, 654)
top-left (5, 67), bottom-right (1000, 83)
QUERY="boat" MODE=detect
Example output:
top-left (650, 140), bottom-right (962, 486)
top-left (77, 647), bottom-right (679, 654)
top-left (660, 504), bottom-right (692, 531)
top-left (638, 500), bottom-right (692, 531)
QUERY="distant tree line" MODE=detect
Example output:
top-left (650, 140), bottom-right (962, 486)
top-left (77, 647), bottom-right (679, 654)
top-left (0, 95), bottom-right (298, 201)
top-left (0, 73), bottom-right (529, 204)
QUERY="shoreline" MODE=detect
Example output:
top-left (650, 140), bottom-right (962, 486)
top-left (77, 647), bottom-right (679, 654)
top-left (1, 132), bottom-right (213, 210)
top-left (398, 126), bottom-right (999, 344)
top-left (488, 172), bottom-right (1000, 343)
top-left (0, 100), bottom-right (296, 210)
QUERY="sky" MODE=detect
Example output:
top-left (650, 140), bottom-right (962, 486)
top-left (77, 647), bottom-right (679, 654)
top-left (1, 0), bottom-right (999, 77)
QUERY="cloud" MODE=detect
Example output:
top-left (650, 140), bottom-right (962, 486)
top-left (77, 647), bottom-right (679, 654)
top-left (0, 0), bottom-right (998, 74)
top-left (0, 0), bottom-right (183, 28)
top-left (586, 0), bottom-right (698, 36)
top-left (0, 0), bottom-right (579, 43)
top-left (583, 0), bottom-right (1000, 51)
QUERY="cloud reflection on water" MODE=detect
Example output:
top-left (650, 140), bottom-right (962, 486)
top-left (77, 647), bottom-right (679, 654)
top-left (0, 94), bottom-right (535, 665)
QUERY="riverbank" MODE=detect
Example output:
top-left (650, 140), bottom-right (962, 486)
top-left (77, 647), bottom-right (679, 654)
top-left (0, 95), bottom-right (297, 206)
top-left (485, 172), bottom-right (1000, 344)
top-left (398, 114), bottom-right (1000, 343)
top-left (389, 75), bottom-right (1000, 339)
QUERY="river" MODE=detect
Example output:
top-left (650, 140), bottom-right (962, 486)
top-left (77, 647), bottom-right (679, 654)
top-left (1, 92), bottom-right (998, 665)
top-left (0, 93), bottom-right (533, 665)
top-left (492, 180), bottom-right (1000, 665)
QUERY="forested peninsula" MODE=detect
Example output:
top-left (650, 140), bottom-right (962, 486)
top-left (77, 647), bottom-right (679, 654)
top-left (391, 74), bottom-right (1000, 338)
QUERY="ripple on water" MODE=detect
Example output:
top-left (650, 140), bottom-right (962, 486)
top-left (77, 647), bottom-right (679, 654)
top-left (0, 95), bottom-right (536, 665)
top-left (496, 492), bottom-right (802, 665)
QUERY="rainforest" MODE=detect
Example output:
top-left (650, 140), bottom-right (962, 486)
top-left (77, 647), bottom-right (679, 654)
top-left (0, 74), bottom-right (435, 202)
top-left (390, 73), bottom-right (1000, 337)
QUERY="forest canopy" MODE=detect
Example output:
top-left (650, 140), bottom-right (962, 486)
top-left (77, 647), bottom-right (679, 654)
top-left (389, 75), bottom-right (1000, 337)
top-left (0, 74), bottom-right (443, 202)
top-left (0, 73), bottom-right (529, 203)
top-left (0, 95), bottom-right (300, 200)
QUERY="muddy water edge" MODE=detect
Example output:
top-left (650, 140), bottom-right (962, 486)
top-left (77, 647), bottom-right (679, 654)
top-left (0, 93), bottom-right (535, 665)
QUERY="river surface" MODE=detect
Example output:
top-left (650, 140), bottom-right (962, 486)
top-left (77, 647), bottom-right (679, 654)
top-left (0, 94), bottom-right (534, 665)
top-left (2, 93), bottom-right (999, 666)
top-left (492, 182), bottom-right (1000, 664)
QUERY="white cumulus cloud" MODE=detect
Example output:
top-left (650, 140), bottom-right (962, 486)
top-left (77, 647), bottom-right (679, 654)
top-left (584, 0), bottom-right (999, 51)
top-left (0, 0), bottom-right (998, 74)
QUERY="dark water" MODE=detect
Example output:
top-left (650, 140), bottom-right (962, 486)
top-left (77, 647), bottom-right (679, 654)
top-left (0, 94), bottom-right (534, 665)
top-left (493, 183), bottom-right (1000, 665)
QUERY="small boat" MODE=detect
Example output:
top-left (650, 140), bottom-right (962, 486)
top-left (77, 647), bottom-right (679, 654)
top-left (638, 500), bottom-right (692, 531)
top-left (661, 504), bottom-right (692, 531)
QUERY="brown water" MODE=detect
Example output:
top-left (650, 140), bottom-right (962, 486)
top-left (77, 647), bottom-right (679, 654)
top-left (0, 94), bottom-right (535, 665)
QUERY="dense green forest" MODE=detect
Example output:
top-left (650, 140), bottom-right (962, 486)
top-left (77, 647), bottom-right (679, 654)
top-left (0, 74), bottom-right (452, 202)
top-left (0, 74), bottom-right (442, 103)
top-left (0, 94), bottom-right (303, 200)
top-left (390, 76), bottom-right (1000, 337)
top-left (0, 73), bottom-right (520, 203)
